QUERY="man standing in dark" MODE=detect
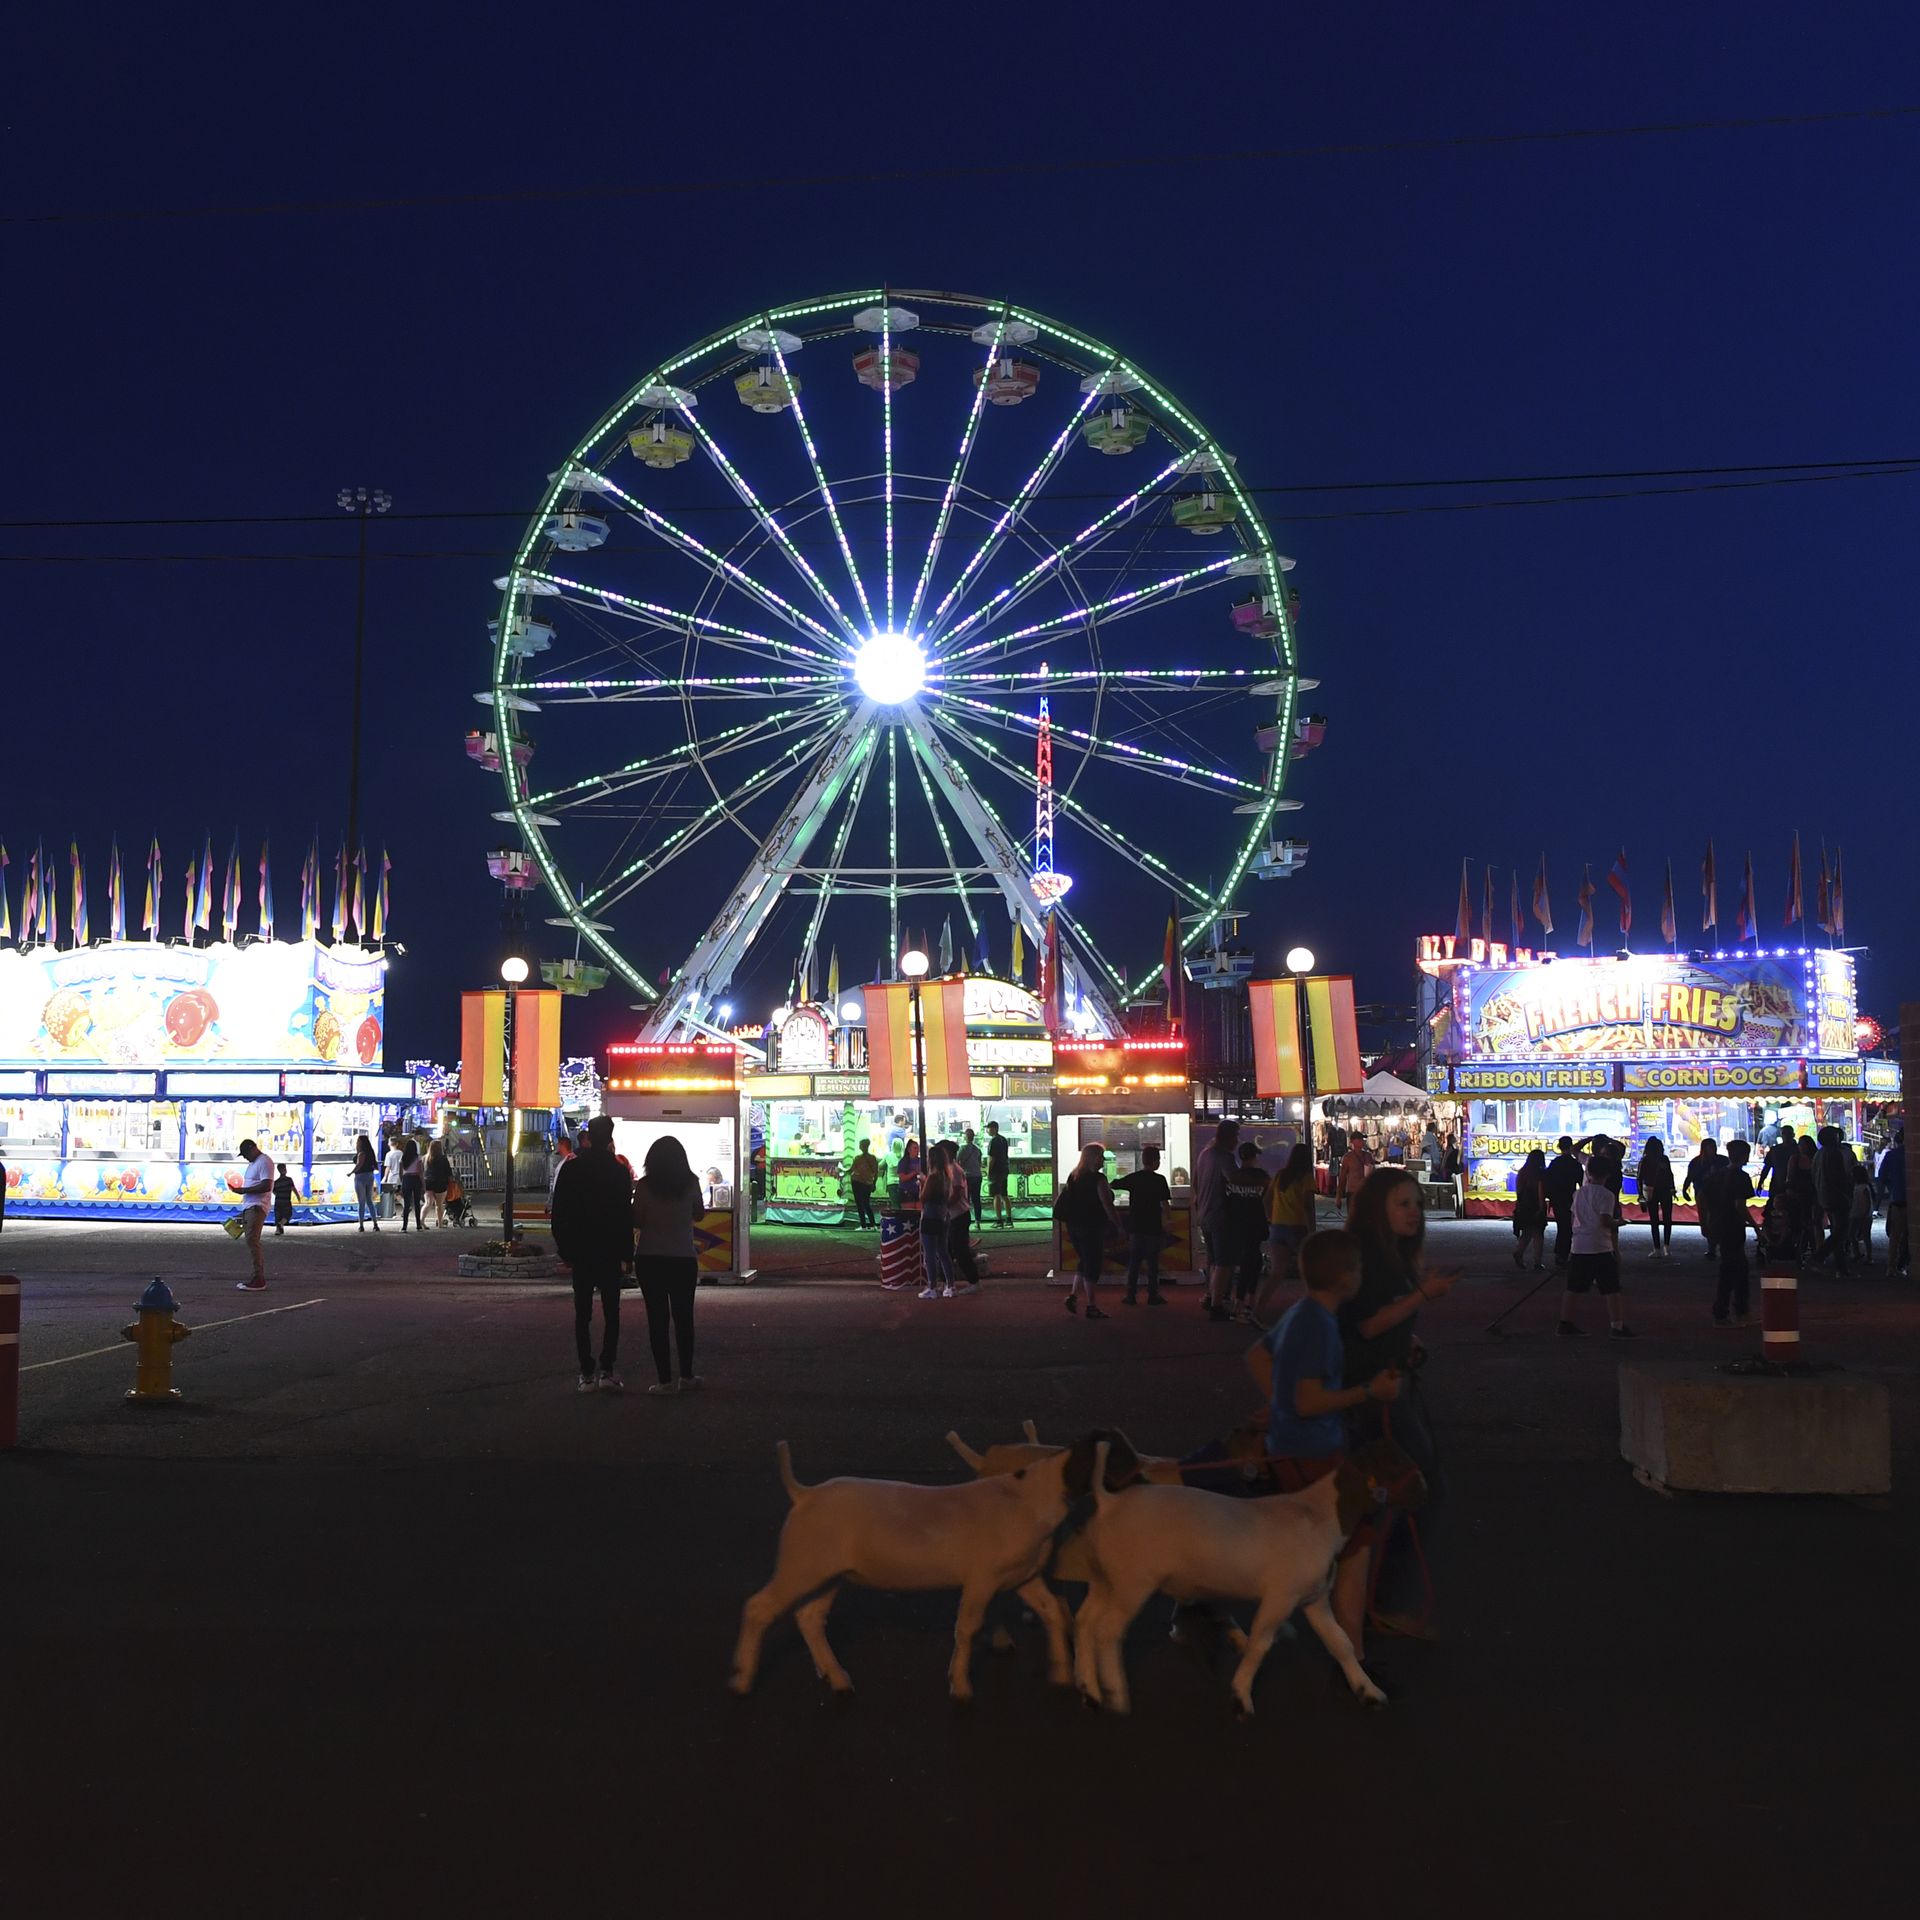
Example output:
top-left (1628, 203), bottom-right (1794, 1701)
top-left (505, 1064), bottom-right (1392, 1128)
top-left (1813, 1126), bottom-right (1856, 1273)
top-left (958, 1126), bottom-right (985, 1231)
top-left (1757, 1123), bottom-right (1796, 1198)
top-left (985, 1120), bottom-right (1011, 1227)
top-left (1682, 1136), bottom-right (1724, 1259)
top-left (550, 1114), bottom-right (634, 1392)
top-left (1542, 1136), bottom-right (1583, 1272)
top-left (1712, 1139), bottom-right (1756, 1327)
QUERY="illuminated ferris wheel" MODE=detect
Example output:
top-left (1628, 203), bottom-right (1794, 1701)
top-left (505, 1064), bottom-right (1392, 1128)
top-left (473, 288), bottom-right (1319, 1037)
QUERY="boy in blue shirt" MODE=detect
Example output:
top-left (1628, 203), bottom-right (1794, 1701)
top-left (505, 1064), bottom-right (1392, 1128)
top-left (1246, 1227), bottom-right (1401, 1656)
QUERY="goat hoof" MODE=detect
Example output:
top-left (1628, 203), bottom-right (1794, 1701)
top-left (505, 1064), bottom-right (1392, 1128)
top-left (1357, 1688), bottom-right (1389, 1711)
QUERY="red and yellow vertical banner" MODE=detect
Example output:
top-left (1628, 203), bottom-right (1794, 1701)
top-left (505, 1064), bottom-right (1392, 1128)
top-left (1249, 977), bottom-right (1306, 1097)
top-left (1249, 974), bottom-right (1364, 1098)
top-left (863, 978), bottom-right (970, 1100)
top-left (459, 989), bottom-right (561, 1108)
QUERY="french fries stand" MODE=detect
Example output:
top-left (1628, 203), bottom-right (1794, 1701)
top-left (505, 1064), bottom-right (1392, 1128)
top-left (602, 1040), bottom-right (751, 1282)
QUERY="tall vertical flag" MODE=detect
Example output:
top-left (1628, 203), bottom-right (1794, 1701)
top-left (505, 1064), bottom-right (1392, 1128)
top-left (70, 841), bottom-right (88, 946)
top-left (258, 841), bottom-right (274, 941)
top-left (1606, 848), bottom-right (1631, 938)
top-left (352, 845), bottom-right (369, 940)
top-left (1735, 851), bottom-right (1757, 945)
top-left (1509, 869), bottom-right (1523, 950)
top-left (1248, 975), bottom-right (1364, 1098)
top-left (222, 839), bottom-right (242, 939)
top-left (1575, 865), bottom-right (1595, 951)
top-left (1480, 864), bottom-right (1495, 946)
top-left (1701, 840), bottom-right (1718, 934)
top-left (1784, 830), bottom-right (1803, 932)
top-left (43, 844), bottom-right (59, 945)
top-left (825, 944), bottom-right (839, 1006)
top-left (0, 843), bottom-right (10, 943)
top-left (1831, 847), bottom-right (1845, 941)
top-left (107, 838), bottom-right (125, 942)
top-left (24, 847), bottom-right (42, 943)
top-left (1815, 842), bottom-right (1834, 938)
top-left (301, 839), bottom-right (318, 940)
top-left (863, 979), bottom-right (969, 1101)
top-left (1531, 853), bottom-right (1553, 938)
top-left (938, 914), bottom-right (954, 976)
top-left (196, 839), bottom-right (214, 933)
top-left (1660, 859), bottom-right (1677, 950)
top-left (1163, 906), bottom-right (1183, 1032)
top-left (332, 843), bottom-right (347, 941)
top-left (183, 845), bottom-right (196, 939)
top-left (1454, 859), bottom-right (1471, 943)
top-left (1041, 916), bottom-right (1063, 1030)
top-left (1010, 916), bottom-right (1026, 984)
top-left (145, 838), bottom-right (162, 938)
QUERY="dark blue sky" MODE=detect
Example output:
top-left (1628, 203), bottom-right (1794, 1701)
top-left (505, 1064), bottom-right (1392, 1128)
top-left (9, 3), bottom-right (1916, 1061)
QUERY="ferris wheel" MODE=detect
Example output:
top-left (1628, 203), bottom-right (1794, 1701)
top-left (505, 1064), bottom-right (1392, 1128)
top-left (474, 287), bottom-right (1320, 1039)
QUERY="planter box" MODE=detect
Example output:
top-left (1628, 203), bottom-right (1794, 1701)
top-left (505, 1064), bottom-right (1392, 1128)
top-left (454, 1254), bottom-right (570, 1281)
top-left (1619, 1362), bottom-right (1891, 1495)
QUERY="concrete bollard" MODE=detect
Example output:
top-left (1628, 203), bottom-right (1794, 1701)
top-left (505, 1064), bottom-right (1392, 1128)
top-left (0, 1276), bottom-right (18, 1449)
top-left (1760, 1263), bottom-right (1799, 1368)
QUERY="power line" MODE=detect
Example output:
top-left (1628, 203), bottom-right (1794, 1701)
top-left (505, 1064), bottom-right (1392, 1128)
top-left (3, 463), bottom-right (1914, 566)
top-left (8, 105), bottom-right (1916, 228)
top-left (3, 455), bottom-right (1913, 534)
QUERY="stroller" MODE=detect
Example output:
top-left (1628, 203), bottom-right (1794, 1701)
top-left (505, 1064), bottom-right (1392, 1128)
top-left (444, 1176), bottom-right (477, 1228)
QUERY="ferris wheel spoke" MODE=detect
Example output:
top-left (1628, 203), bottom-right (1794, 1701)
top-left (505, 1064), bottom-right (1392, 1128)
top-left (936, 694), bottom-right (1261, 796)
top-left (525, 698), bottom-right (846, 812)
top-left (529, 566), bottom-right (842, 669)
top-left (904, 727), bottom-right (982, 950)
top-left (938, 451), bottom-right (1188, 646)
top-left (928, 711), bottom-right (1212, 909)
top-left (581, 715), bottom-right (847, 915)
top-left (945, 664), bottom-right (1275, 693)
top-left (902, 315), bottom-right (1005, 637)
top-left (767, 332), bottom-right (876, 631)
top-left (517, 673), bottom-right (841, 703)
top-left (679, 412), bottom-right (864, 647)
top-left (567, 472), bottom-right (848, 651)
top-left (926, 375), bottom-right (1108, 636)
top-left (938, 553), bottom-right (1243, 667)
top-left (795, 728), bottom-right (879, 993)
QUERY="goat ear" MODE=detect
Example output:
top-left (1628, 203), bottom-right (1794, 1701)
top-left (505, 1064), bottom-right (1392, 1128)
top-left (1021, 1419), bottom-right (1040, 1444)
top-left (1103, 1428), bottom-right (1143, 1490)
top-left (946, 1431), bottom-right (984, 1470)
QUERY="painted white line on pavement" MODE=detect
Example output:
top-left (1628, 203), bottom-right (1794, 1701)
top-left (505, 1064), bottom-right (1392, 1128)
top-left (19, 1297), bottom-right (327, 1372)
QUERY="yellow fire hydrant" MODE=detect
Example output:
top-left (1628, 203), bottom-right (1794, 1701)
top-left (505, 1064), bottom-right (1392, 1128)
top-left (122, 1278), bottom-right (190, 1403)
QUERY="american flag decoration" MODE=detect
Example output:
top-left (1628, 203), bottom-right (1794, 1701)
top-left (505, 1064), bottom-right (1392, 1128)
top-left (878, 1212), bottom-right (923, 1291)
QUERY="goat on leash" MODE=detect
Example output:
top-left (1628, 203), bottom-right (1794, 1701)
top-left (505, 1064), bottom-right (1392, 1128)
top-left (729, 1432), bottom-right (1125, 1701)
top-left (1072, 1436), bottom-right (1426, 1717)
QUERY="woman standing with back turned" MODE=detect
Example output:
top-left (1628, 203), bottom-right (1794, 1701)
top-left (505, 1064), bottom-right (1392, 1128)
top-left (631, 1134), bottom-right (709, 1395)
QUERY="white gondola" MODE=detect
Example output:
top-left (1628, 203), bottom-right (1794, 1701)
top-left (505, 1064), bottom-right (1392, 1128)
top-left (636, 383), bottom-right (696, 410)
top-left (969, 318), bottom-right (1038, 345)
top-left (488, 613), bottom-right (556, 656)
top-left (1250, 838), bottom-right (1310, 880)
top-left (734, 326), bottom-right (803, 356)
top-left (493, 573), bottom-right (560, 596)
top-left (542, 510), bottom-right (609, 552)
top-left (854, 304), bottom-right (920, 333)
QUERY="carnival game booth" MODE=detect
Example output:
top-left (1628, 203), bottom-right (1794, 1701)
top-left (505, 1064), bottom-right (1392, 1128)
top-left (602, 1040), bottom-right (749, 1281)
top-left (747, 978), bottom-right (1057, 1225)
top-left (1416, 935), bottom-right (1896, 1218)
top-left (1052, 1037), bottom-right (1196, 1276)
top-left (0, 937), bottom-right (413, 1221)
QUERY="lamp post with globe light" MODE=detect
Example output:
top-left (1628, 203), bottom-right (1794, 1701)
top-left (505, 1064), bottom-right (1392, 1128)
top-left (1286, 946), bottom-right (1316, 1170)
top-left (499, 953), bottom-right (529, 1244)
top-left (899, 942), bottom-right (930, 1162)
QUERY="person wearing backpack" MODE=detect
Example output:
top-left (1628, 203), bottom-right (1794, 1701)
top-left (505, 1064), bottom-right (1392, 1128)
top-left (1055, 1141), bottom-right (1121, 1319)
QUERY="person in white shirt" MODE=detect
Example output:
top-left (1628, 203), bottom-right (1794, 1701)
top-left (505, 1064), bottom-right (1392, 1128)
top-left (234, 1137), bottom-right (275, 1290)
top-left (382, 1135), bottom-right (405, 1218)
top-left (1558, 1152), bottom-right (1634, 1340)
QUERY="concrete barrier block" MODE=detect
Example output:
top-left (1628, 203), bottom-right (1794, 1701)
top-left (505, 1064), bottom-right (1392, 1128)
top-left (1618, 1363), bottom-right (1891, 1495)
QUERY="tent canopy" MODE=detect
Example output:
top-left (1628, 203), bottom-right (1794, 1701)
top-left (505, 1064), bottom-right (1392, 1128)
top-left (1361, 1069), bottom-right (1432, 1108)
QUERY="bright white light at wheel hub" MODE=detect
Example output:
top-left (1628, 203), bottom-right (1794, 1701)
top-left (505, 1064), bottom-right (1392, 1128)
top-left (853, 631), bottom-right (927, 705)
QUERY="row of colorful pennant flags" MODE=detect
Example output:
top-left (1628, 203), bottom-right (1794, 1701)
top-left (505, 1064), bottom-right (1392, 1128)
top-left (0, 837), bottom-right (393, 947)
top-left (1455, 833), bottom-right (1846, 953)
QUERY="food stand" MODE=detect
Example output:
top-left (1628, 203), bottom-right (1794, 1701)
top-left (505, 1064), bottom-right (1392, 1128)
top-left (1051, 1037), bottom-right (1196, 1276)
top-left (0, 937), bottom-right (413, 1221)
top-left (745, 978), bottom-right (1058, 1224)
top-left (1415, 934), bottom-right (1896, 1217)
top-left (602, 1040), bottom-right (750, 1281)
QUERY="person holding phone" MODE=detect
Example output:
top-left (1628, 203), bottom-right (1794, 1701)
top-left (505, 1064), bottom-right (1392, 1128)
top-left (1342, 1168), bottom-right (1458, 1641)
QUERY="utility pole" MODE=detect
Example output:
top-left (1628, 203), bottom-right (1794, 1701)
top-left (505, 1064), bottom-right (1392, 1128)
top-left (337, 486), bottom-right (391, 909)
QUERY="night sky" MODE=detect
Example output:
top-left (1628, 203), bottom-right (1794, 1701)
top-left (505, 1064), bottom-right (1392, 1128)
top-left (9, 4), bottom-right (1917, 1065)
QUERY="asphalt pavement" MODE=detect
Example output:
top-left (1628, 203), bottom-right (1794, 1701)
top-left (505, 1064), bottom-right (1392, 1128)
top-left (4, 1213), bottom-right (1915, 1918)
